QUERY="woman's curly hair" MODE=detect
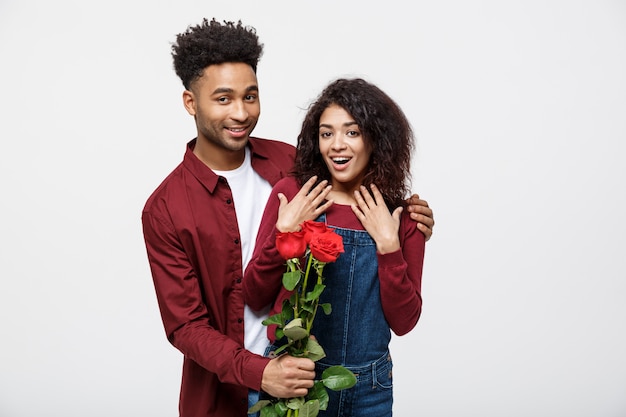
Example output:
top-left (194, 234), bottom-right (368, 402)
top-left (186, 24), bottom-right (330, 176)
top-left (171, 18), bottom-right (263, 89)
top-left (293, 78), bottom-right (415, 208)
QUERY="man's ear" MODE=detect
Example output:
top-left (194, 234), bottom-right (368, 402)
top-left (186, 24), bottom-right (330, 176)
top-left (182, 90), bottom-right (196, 116)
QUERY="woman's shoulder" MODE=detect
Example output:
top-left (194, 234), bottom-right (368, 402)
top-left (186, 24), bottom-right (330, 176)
top-left (399, 205), bottom-right (426, 244)
top-left (274, 175), bottom-right (298, 187)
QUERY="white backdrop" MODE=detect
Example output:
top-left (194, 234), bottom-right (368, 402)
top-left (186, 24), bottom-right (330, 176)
top-left (1, 1), bottom-right (625, 416)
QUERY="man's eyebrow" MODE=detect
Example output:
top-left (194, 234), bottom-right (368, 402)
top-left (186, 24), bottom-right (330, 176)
top-left (211, 85), bottom-right (259, 95)
top-left (212, 87), bottom-right (233, 95)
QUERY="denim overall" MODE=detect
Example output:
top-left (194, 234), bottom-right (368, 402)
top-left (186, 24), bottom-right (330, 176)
top-left (314, 213), bottom-right (393, 417)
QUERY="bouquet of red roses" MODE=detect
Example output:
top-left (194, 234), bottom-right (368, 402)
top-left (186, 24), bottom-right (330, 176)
top-left (248, 220), bottom-right (357, 417)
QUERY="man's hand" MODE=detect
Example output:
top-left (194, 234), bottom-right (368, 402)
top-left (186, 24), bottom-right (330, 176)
top-left (406, 194), bottom-right (435, 241)
top-left (261, 354), bottom-right (316, 398)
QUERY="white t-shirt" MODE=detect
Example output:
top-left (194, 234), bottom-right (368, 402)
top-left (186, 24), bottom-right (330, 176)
top-left (213, 147), bottom-right (273, 356)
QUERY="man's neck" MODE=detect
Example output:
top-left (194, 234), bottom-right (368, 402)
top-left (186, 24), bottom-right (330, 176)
top-left (193, 139), bottom-right (246, 171)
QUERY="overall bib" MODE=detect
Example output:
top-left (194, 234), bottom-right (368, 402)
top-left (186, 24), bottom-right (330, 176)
top-left (314, 213), bottom-right (393, 417)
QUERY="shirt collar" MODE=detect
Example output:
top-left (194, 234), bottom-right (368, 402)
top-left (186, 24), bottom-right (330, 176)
top-left (182, 139), bottom-right (218, 193)
top-left (182, 138), bottom-right (269, 193)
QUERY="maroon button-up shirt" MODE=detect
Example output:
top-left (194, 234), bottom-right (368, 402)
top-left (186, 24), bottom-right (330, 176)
top-left (142, 138), bottom-right (296, 417)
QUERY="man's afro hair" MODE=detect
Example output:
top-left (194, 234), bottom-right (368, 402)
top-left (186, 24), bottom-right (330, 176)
top-left (172, 18), bottom-right (264, 89)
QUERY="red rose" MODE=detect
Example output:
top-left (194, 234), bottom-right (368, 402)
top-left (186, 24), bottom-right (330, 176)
top-left (300, 220), bottom-right (331, 243)
top-left (275, 230), bottom-right (307, 260)
top-left (309, 230), bottom-right (344, 263)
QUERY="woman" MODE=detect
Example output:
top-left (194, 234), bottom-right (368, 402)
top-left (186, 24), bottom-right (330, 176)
top-left (244, 78), bottom-right (425, 416)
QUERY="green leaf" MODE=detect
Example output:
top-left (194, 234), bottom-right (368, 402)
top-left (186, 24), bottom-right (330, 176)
top-left (289, 292), bottom-right (298, 304)
top-left (284, 318), bottom-right (303, 330)
top-left (282, 270), bottom-right (302, 291)
top-left (304, 284), bottom-right (326, 301)
top-left (274, 327), bottom-right (284, 341)
top-left (284, 326), bottom-right (308, 341)
top-left (260, 404), bottom-right (279, 417)
top-left (285, 318), bottom-right (302, 329)
top-left (305, 338), bottom-right (326, 362)
top-left (286, 396), bottom-right (305, 410)
top-left (321, 365), bottom-right (357, 391)
top-left (307, 381), bottom-right (329, 411)
top-left (300, 399), bottom-right (320, 417)
top-left (248, 400), bottom-right (272, 414)
top-left (283, 319), bottom-right (308, 341)
top-left (262, 313), bottom-right (285, 327)
top-left (281, 300), bottom-right (294, 321)
top-left (320, 303), bottom-right (332, 315)
top-left (274, 400), bottom-right (288, 416)
top-left (301, 302), bottom-right (315, 314)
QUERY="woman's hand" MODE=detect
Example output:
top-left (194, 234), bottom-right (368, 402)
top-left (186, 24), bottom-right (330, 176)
top-left (276, 176), bottom-right (333, 232)
top-left (352, 184), bottom-right (401, 254)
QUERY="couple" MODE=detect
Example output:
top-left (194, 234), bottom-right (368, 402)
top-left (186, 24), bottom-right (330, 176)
top-left (142, 18), bottom-right (433, 417)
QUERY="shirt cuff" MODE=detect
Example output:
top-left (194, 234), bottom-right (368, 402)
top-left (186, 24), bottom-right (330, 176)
top-left (377, 248), bottom-right (404, 269)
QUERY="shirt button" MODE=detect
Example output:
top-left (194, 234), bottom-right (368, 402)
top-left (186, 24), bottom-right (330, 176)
top-left (234, 238), bottom-right (240, 244)
top-left (237, 318), bottom-right (243, 323)
top-left (226, 198), bottom-right (232, 204)
top-left (236, 278), bottom-right (242, 284)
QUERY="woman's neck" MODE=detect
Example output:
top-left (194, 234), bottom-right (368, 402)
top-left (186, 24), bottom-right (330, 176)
top-left (327, 189), bottom-right (357, 205)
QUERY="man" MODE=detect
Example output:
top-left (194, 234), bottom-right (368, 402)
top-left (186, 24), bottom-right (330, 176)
top-left (142, 18), bottom-right (435, 417)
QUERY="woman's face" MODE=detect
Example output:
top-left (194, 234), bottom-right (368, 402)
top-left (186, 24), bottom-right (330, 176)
top-left (318, 104), bottom-right (372, 194)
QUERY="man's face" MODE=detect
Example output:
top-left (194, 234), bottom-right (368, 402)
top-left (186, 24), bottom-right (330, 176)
top-left (184, 62), bottom-right (260, 166)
